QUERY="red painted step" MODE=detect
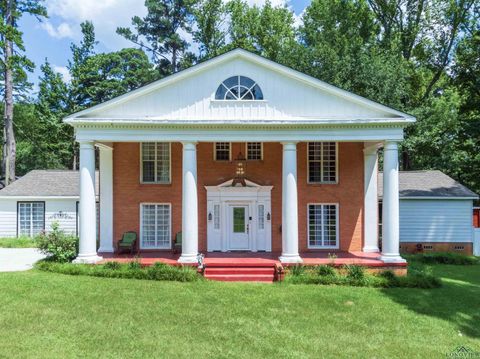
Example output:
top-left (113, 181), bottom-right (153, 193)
top-left (203, 264), bottom-right (277, 282)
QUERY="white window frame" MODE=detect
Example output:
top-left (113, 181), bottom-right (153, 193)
top-left (307, 142), bottom-right (338, 184)
top-left (17, 201), bottom-right (45, 237)
top-left (213, 142), bottom-right (232, 161)
top-left (307, 203), bottom-right (339, 249)
top-left (139, 203), bottom-right (172, 249)
top-left (245, 142), bottom-right (263, 161)
top-left (140, 142), bottom-right (171, 184)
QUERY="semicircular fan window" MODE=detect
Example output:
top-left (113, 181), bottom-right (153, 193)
top-left (215, 76), bottom-right (264, 100)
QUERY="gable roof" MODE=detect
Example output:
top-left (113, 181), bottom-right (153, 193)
top-left (378, 171), bottom-right (478, 199)
top-left (65, 48), bottom-right (415, 124)
top-left (0, 170), bottom-right (99, 198)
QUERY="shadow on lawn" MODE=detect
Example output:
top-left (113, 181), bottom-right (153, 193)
top-left (381, 264), bottom-right (480, 339)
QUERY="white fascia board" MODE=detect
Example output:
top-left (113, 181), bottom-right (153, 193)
top-left (0, 196), bottom-right (80, 200)
top-left (74, 124), bottom-right (406, 142)
top-left (399, 196), bottom-right (478, 200)
top-left (64, 49), bottom-right (415, 123)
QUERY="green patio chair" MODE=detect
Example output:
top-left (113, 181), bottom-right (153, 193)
top-left (173, 232), bottom-right (182, 254)
top-left (117, 231), bottom-right (137, 254)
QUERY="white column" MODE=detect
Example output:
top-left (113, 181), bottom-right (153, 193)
top-left (363, 144), bottom-right (379, 252)
top-left (98, 145), bottom-right (114, 253)
top-left (74, 141), bottom-right (102, 264)
top-left (279, 142), bottom-right (302, 263)
top-left (178, 142), bottom-right (198, 263)
top-left (380, 141), bottom-right (405, 263)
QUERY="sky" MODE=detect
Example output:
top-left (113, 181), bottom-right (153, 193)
top-left (20, 0), bottom-right (311, 93)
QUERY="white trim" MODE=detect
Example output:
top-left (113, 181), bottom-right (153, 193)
top-left (307, 142), bottom-right (339, 184)
top-left (139, 142), bottom-right (172, 184)
top-left (213, 142), bottom-right (232, 161)
top-left (307, 203), bottom-right (340, 249)
top-left (0, 196), bottom-right (80, 200)
top-left (400, 196), bottom-right (479, 200)
top-left (65, 49), bottom-right (415, 122)
top-left (139, 203), bottom-right (172, 250)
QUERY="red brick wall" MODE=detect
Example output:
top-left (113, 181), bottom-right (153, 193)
top-left (112, 142), bottom-right (364, 252)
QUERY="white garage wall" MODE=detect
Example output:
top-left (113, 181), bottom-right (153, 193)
top-left (0, 198), bottom-right (78, 237)
top-left (0, 199), bottom-right (18, 237)
top-left (400, 199), bottom-right (473, 243)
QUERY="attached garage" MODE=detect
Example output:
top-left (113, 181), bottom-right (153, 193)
top-left (379, 170), bottom-right (478, 255)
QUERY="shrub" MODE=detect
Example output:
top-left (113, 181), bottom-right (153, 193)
top-left (104, 261), bottom-right (122, 270)
top-left (35, 260), bottom-right (200, 282)
top-left (316, 265), bottom-right (336, 276)
top-left (128, 259), bottom-right (142, 270)
top-left (290, 265), bottom-right (306, 276)
top-left (345, 265), bottom-right (365, 281)
top-left (408, 253), bottom-right (479, 265)
top-left (36, 222), bottom-right (78, 262)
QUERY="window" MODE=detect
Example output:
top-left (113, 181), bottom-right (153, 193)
top-left (258, 204), bottom-right (265, 230)
top-left (308, 204), bottom-right (338, 248)
top-left (141, 143), bottom-right (170, 183)
top-left (215, 76), bottom-right (263, 100)
top-left (213, 204), bottom-right (220, 230)
top-left (246, 142), bottom-right (262, 160)
top-left (140, 204), bottom-right (171, 249)
top-left (214, 142), bottom-right (231, 161)
top-left (308, 142), bottom-right (337, 183)
top-left (18, 202), bottom-right (45, 237)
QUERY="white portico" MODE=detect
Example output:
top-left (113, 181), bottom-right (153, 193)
top-left (65, 49), bottom-right (413, 265)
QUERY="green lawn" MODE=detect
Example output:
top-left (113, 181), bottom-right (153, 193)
top-left (0, 264), bottom-right (479, 358)
top-left (0, 236), bottom-right (37, 248)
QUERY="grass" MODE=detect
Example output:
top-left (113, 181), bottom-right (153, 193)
top-left (0, 262), bottom-right (479, 358)
top-left (0, 236), bottom-right (38, 248)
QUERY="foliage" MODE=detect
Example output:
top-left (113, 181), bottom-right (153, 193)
top-left (405, 253), bottom-right (479, 265)
top-left (0, 236), bottom-right (37, 248)
top-left (285, 265), bottom-right (441, 289)
top-left (36, 222), bottom-right (78, 262)
top-left (35, 260), bottom-right (200, 282)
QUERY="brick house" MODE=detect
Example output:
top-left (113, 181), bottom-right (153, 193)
top-left (65, 49), bottom-right (414, 265)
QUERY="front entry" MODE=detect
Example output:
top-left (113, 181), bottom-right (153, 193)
top-left (228, 205), bottom-right (250, 250)
top-left (206, 179), bottom-right (273, 252)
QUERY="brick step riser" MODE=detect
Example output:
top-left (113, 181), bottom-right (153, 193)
top-left (205, 275), bottom-right (274, 282)
top-left (205, 268), bottom-right (275, 275)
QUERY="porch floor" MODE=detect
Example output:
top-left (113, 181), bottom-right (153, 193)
top-left (100, 251), bottom-right (407, 268)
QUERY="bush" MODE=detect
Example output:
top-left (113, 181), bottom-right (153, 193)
top-left (407, 253), bottom-right (479, 265)
top-left (345, 265), bottom-right (365, 281)
top-left (35, 260), bottom-right (200, 282)
top-left (36, 222), bottom-right (78, 262)
top-left (316, 265), bottom-right (336, 276)
top-left (290, 265), bottom-right (305, 276)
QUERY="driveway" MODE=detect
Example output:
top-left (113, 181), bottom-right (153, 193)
top-left (0, 248), bottom-right (46, 272)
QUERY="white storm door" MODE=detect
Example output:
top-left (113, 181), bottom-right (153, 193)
top-left (228, 205), bottom-right (250, 250)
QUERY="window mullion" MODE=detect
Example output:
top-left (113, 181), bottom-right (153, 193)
top-left (321, 205), bottom-right (324, 247)
top-left (154, 205), bottom-right (158, 247)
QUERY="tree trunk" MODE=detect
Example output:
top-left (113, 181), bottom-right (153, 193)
top-left (2, 0), bottom-right (15, 185)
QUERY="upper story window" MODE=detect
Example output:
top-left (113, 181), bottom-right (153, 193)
top-left (308, 142), bottom-right (337, 183)
top-left (214, 142), bottom-right (231, 161)
top-left (215, 76), bottom-right (263, 100)
top-left (141, 143), bottom-right (171, 183)
top-left (246, 142), bottom-right (262, 160)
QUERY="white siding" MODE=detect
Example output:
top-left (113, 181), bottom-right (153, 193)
top-left (86, 58), bottom-right (394, 121)
top-left (400, 199), bottom-right (473, 243)
top-left (0, 198), bottom-right (78, 237)
top-left (0, 199), bottom-right (18, 237)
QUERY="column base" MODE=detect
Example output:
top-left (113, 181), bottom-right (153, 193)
top-left (279, 254), bottom-right (303, 264)
top-left (178, 254), bottom-right (198, 264)
top-left (379, 253), bottom-right (406, 263)
top-left (363, 245), bottom-right (380, 253)
top-left (73, 254), bottom-right (103, 264)
top-left (98, 246), bottom-right (114, 254)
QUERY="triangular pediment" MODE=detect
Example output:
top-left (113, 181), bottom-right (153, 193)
top-left (65, 49), bottom-right (414, 125)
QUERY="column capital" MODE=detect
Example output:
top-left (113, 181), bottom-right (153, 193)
top-left (181, 141), bottom-right (198, 150)
top-left (383, 140), bottom-right (400, 151)
top-left (79, 140), bottom-right (95, 149)
top-left (281, 142), bottom-right (298, 150)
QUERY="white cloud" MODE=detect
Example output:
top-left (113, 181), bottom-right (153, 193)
top-left (42, 0), bottom-right (147, 50)
top-left (40, 21), bottom-right (74, 39)
top-left (53, 65), bottom-right (72, 83)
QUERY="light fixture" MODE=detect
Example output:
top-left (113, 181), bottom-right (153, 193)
top-left (232, 151), bottom-right (247, 187)
top-left (208, 212), bottom-right (212, 221)
top-left (267, 212), bottom-right (271, 221)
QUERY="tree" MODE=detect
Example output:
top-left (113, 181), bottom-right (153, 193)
top-left (117, 0), bottom-right (195, 75)
top-left (0, 0), bottom-right (46, 184)
top-left (192, 0), bottom-right (227, 60)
